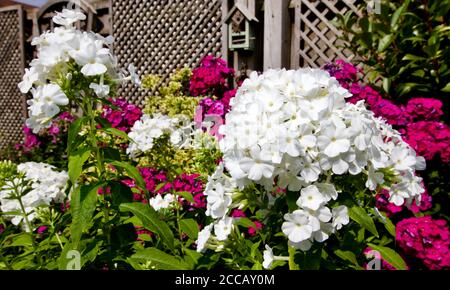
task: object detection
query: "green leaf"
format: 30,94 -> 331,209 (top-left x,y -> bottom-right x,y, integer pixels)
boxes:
293,244 -> 322,270
234,217 -> 257,229
104,127 -> 132,142
119,203 -> 174,249
80,240 -> 102,268
67,117 -> 88,153
373,209 -> 396,237
68,147 -> 91,184
348,206 -> 379,237
2,233 -> 33,248
154,182 -> 165,191
367,244 -> 407,270
285,190 -> 299,212
441,82 -> 450,92
70,183 -> 102,248
176,191 -> 194,203
184,249 -> 202,268
382,77 -> 391,93
109,161 -> 147,192
109,181 -> 133,208
334,250 -> 362,269
398,83 -> 419,96
179,219 -> 199,240
102,147 -> 121,162
411,69 -> 425,77
378,34 -> 394,52
402,54 -> 426,62
95,116 -> 112,129
391,0 -> 410,29
131,247 -> 190,270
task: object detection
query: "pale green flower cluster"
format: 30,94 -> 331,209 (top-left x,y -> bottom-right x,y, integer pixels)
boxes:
0,160 -> 17,188
143,67 -> 198,118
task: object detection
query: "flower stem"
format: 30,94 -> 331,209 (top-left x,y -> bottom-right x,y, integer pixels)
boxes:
51,223 -> 64,250
175,201 -> 185,255
84,98 -> 111,257
15,187 -> 42,267
288,245 -> 300,270
85,99 -> 105,176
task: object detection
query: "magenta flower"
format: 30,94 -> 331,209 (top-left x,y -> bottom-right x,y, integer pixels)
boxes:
231,209 -> 246,218
101,98 -> 143,133
324,60 -> 450,163
405,98 -> 443,121
248,220 -> 263,236
37,226 -> 48,234
396,216 -> 450,270
190,55 -> 235,98
404,121 -> 450,161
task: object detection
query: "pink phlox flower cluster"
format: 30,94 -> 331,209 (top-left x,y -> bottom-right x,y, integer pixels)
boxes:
172,173 -> 205,209
190,55 -> 235,97
123,168 -> 206,210
324,60 -> 450,163
396,216 -> 450,270
193,57 -> 237,134
404,121 -> 450,162
101,98 -> 143,133
405,97 -> 443,121
15,112 -> 75,151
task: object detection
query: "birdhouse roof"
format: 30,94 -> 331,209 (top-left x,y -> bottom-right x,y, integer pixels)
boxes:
225,2 -> 259,23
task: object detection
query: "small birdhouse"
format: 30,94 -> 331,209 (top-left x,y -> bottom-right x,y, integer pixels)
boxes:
225,3 -> 259,51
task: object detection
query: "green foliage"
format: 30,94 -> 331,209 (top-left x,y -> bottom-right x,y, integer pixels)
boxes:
136,133 -> 221,178
70,183 -> 102,249
348,205 -> 379,238
0,160 -> 17,188
120,203 -> 174,250
143,68 -> 199,119
338,0 -> 450,110
367,244 -> 408,270
129,247 -> 190,270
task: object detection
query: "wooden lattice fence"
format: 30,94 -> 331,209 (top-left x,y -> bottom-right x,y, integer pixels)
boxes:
290,0 -> 363,68
111,0 -> 224,106
0,5 -> 26,150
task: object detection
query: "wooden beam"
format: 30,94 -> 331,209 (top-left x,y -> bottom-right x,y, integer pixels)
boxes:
221,0 -> 229,61
263,0 -> 290,70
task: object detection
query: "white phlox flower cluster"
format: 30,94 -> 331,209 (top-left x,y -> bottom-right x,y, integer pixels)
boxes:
0,162 -> 68,231
127,114 -> 218,158
149,194 -> 176,211
196,164 -> 237,253
19,9 -> 139,133
197,68 -> 425,253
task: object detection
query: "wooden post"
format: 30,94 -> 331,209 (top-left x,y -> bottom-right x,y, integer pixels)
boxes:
263,0 -> 290,70
221,0 -> 230,61
290,0 -> 300,69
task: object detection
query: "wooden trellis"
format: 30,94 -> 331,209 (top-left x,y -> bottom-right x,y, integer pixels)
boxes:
111,0 -> 224,106
0,5 -> 26,150
290,0 -> 363,68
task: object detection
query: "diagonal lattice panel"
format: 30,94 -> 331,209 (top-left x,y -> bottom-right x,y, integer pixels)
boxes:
111,0 -> 223,106
291,0 -> 364,68
0,6 -> 26,150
